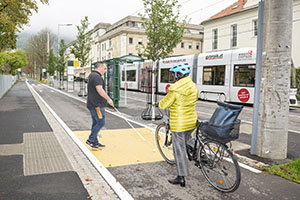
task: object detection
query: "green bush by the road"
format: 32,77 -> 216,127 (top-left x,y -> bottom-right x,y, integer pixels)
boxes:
263,158 -> 300,184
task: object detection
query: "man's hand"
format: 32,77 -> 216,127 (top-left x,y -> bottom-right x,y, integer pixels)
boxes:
107,99 -> 114,108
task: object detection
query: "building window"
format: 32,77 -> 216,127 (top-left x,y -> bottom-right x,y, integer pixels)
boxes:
253,19 -> 258,36
202,65 -> 225,85
188,43 -> 192,49
129,37 -> 133,44
109,39 -> 112,48
212,29 -> 218,50
138,38 -> 143,45
231,24 -> 237,48
181,42 -> 184,48
196,43 -> 200,50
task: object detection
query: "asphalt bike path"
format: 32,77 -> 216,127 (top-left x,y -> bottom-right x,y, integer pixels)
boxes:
27,79 -> 300,199
0,80 -> 89,200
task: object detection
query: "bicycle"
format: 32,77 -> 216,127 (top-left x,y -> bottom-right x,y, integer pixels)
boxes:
155,103 -> 242,193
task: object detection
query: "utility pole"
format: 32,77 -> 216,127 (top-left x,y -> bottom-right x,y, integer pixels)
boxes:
256,0 -> 293,159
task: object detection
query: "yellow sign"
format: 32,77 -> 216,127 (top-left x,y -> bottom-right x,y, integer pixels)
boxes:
74,60 -> 79,67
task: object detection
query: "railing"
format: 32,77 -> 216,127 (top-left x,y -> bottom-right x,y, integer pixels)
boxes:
0,75 -> 18,99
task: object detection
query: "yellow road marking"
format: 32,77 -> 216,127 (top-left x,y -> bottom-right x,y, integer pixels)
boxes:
74,128 -> 166,167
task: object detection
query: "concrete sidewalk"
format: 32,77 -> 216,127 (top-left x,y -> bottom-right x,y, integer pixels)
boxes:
0,80 -> 118,200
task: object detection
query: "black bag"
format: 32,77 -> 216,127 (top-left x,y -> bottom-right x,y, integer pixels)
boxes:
200,101 -> 243,143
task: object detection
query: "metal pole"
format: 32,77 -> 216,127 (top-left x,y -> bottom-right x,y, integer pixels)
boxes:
251,0 -> 264,155
125,65 -> 127,106
151,61 -> 156,121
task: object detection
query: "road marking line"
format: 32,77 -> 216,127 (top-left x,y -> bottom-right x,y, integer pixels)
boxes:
27,81 -> 134,200
40,82 -> 264,173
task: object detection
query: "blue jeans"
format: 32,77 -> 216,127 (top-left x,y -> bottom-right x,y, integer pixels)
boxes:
88,107 -> 106,144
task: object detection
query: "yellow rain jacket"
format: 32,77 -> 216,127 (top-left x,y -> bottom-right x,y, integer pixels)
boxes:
159,76 -> 198,132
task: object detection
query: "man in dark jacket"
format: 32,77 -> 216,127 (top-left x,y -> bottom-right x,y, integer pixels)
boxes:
86,61 -> 114,150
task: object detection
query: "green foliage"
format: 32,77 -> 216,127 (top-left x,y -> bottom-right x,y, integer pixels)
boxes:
56,39 -> 68,74
0,0 -> 49,51
138,0 -> 187,62
25,29 -> 55,80
71,16 -> 93,68
47,48 -> 56,76
263,158 -> 300,184
0,50 -> 28,74
0,51 -> 9,72
296,68 -> 300,99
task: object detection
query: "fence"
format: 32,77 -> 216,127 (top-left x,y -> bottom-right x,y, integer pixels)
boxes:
0,75 -> 18,99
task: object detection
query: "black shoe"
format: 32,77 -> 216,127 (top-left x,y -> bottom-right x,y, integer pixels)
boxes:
95,143 -> 105,148
86,140 -> 99,150
168,176 -> 185,187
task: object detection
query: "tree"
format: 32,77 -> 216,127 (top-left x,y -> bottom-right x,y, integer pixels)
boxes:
56,39 -> 67,81
0,0 -> 49,51
139,0 -> 187,120
0,50 -> 28,75
71,16 -> 93,69
25,28 -> 55,80
138,0 -> 187,61
47,48 -> 56,76
9,49 -> 28,75
71,16 -> 93,96
0,52 -> 10,73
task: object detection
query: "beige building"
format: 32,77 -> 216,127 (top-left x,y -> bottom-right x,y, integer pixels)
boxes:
91,16 -> 203,63
201,0 -> 300,68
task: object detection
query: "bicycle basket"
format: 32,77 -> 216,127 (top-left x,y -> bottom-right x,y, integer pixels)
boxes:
199,101 -> 243,143
200,119 -> 241,143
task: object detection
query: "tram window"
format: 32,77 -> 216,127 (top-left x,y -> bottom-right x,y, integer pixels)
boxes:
161,68 -> 169,83
233,64 -> 255,87
202,65 -> 225,85
161,68 -> 175,83
122,70 -> 136,81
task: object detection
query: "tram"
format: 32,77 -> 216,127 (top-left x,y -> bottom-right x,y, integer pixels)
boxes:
120,48 -> 298,106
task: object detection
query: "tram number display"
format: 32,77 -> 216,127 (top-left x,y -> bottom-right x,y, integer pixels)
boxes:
238,88 -> 250,102
165,84 -> 171,93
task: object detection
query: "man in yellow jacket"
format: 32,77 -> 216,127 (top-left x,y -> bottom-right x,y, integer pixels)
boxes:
159,62 -> 198,187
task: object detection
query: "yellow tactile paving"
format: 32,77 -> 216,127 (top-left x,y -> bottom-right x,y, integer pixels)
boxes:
73,128 -> 166,167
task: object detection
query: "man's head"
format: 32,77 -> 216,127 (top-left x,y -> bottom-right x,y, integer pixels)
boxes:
169,62 -> 191,81
95,61 -> 107,75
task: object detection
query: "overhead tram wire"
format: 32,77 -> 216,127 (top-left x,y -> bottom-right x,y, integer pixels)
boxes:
186,0 -> 226,17
129,0 -> 194,17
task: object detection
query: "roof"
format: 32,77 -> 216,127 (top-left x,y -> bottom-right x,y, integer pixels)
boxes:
202,0 -> 249,23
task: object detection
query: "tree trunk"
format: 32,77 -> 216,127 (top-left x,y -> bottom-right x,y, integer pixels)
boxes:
256,0 -> 293,159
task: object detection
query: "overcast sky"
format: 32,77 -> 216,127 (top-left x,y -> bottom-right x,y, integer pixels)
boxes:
21,0 -> 236,40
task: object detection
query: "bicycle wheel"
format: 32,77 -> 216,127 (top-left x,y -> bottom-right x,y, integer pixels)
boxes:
199,140 -> 241,193
155,124 -> 175,165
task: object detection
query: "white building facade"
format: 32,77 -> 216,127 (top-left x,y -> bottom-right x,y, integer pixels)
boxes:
202,0 -> 300,68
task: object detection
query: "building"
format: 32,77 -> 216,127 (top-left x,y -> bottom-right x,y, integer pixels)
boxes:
67,16 -> 203,78
201,0 -> 300,68
91,16 -> 203,63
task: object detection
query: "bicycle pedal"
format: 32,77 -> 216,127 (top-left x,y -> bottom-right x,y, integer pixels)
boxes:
195,162 -> 202,169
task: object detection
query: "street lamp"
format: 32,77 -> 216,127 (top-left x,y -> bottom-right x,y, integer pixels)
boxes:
57,23 -> 72,51
57,23 -> 72,89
